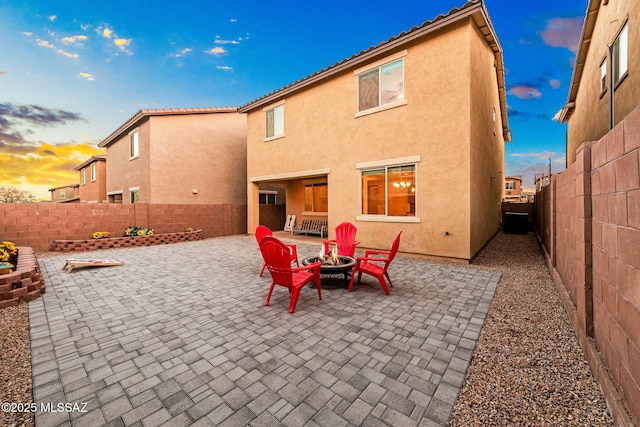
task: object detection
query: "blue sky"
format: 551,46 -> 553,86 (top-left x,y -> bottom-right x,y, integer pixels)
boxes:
1,0 -> 586,199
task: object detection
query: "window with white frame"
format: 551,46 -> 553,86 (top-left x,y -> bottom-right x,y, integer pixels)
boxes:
613,22 -> 628,84
361,164 -> 415,217
81,168 -> 86,185
90,163 -> 97,182
130,189 -> 139,203
505,181 -> 515,190
304,183 -> 328,213
265,104 -> 284,139
130,130 -> 139,158
600,58 -> 607,93
358,58 -> 404,112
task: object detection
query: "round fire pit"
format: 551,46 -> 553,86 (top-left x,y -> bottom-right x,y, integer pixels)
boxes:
302,255 -> 356,289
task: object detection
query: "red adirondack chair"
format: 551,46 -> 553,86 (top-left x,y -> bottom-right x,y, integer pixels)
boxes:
260,236 -> 322,313
323,222 -> 360,257
348,231 -> 402,295
255,225 -> 298,276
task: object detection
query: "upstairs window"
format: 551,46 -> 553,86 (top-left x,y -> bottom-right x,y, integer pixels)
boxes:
130,130 -> 139,158
358,58 -> 404,112
505,181 -> 515,190
613,22 -> 628,84
81,168 -> 86,185
59,190 -> 66,199
265,104 -> 284,139
90,163 -> 97,182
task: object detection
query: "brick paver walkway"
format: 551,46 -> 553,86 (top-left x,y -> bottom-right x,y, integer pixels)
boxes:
31,235 -> 500,426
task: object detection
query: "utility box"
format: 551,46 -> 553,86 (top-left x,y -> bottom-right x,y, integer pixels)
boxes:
503,212 -> 528,234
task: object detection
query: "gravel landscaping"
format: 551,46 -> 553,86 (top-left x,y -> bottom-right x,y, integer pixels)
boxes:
0,231 -> 615,426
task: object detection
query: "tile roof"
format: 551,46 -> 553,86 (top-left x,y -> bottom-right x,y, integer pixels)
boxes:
98,107 -> 239,148
239,0 -> 507,136
74,154 -> 106,171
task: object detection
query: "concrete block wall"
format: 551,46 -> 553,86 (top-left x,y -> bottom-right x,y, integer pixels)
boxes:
0,203 -> 247,253
0,247 -> 45,309
590,107 -> 640,420
537,105 -> 640,424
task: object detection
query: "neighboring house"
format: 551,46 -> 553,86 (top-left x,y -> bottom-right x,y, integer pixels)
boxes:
240,0 -> 510,261
558,0 -> 639,165
75,155 -> 107,203
534,173 -> 552,192
98,108 -> 247,204
521,190 -> 535,203
48,184 -> 80,203
504,175 -> 523,203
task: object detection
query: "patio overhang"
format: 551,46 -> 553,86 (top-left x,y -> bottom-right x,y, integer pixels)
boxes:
249,168 -> 330,183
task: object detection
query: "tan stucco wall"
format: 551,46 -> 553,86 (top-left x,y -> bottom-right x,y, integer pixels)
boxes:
79,160 -> 106,203
148,113 -> 247,204
567,1 -> 640,165
469,22 -> 505,256
247,18 -> 504,260
106,113 -> 246,205
106,119 -> 151,203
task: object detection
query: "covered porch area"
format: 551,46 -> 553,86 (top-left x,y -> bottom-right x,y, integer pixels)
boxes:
248,168 -> 330,237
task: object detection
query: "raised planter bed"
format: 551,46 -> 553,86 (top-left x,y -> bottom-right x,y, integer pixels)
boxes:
50,229 -> 205,252
0,247 -> 45,309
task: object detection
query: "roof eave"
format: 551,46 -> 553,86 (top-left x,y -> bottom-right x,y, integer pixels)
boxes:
98,107 -> 239,148
239,1 -> 491,113
562,0 -> 601,115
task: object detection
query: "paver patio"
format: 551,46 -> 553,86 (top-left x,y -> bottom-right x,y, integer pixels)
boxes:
31,235 -> 500,426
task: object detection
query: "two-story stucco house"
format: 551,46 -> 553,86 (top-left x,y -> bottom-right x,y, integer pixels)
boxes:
558,0 -> 639,165
240,0 -> 510,261
75,155 -> 107,203
48,183 -> 80,203
504,175 -> 523,203
98,108 -> 247,205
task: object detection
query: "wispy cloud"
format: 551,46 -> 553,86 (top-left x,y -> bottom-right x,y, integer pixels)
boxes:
171,48 -> 193,58
36,39 -> 55,49
540,17 -> 583,53
101,27 -> 113,38
508,108 -> 550,120
508,84 -> 542,100
217,66 -> 234,71
215,36 -> 240,45
79,72 -> 95,81
549,79 -> 561,89
48,15 -> 57,22
205,46 -> 226,56
114,38 -> 132,53
61,35 -> 88,44
96,26 -> 133,55
0,102 -> 86,133
58,49 -> 79,59
0,71 -> 8,76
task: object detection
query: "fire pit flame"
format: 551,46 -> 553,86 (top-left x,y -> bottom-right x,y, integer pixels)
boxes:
317,245 -> 342,265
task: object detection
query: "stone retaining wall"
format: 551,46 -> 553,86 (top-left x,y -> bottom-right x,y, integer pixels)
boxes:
50,230 -> 205,252
0,247 -> 45,309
